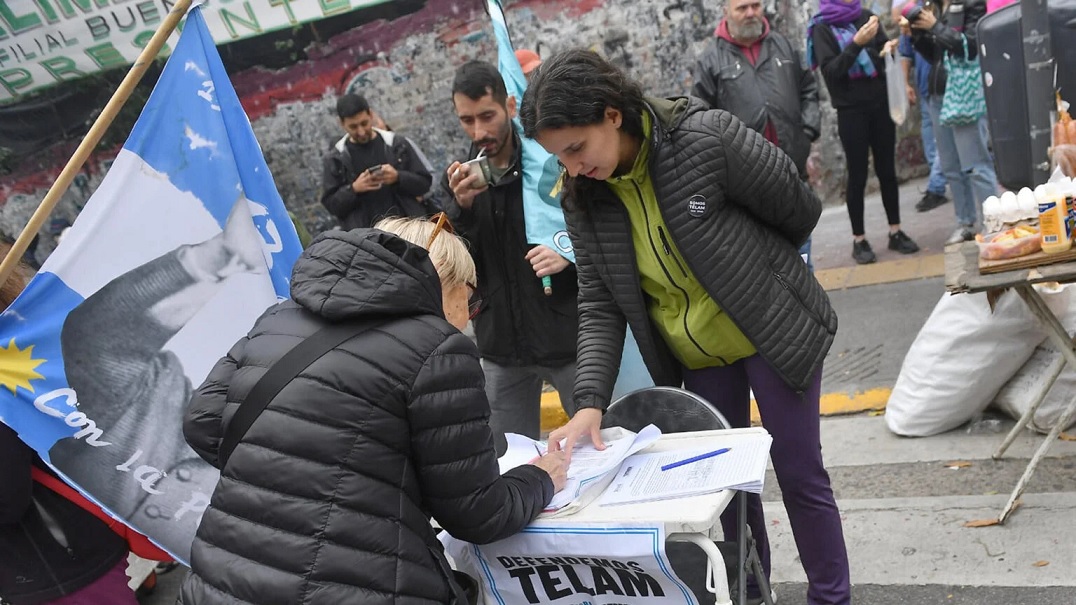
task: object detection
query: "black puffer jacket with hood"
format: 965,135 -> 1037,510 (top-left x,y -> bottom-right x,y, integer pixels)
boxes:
566,97 -> 837,412
179,229 -> 553,605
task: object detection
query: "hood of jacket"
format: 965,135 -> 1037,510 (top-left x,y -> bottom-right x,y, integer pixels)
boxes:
289,228 -> 444,322
646,95 -> 703,137
332,128 -> 395,154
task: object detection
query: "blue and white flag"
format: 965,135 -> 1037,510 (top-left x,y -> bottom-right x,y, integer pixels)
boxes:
487,0 -> 575,261
0,5 -> 301,564
487,0 -> 653,397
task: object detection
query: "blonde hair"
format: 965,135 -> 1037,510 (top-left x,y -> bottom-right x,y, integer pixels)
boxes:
374,216 -> 476,288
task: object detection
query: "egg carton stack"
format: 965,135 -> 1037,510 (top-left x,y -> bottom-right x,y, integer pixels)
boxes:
978,188 -> 1043,261
979,177 -> 1076,261
982,188 -> 1039,234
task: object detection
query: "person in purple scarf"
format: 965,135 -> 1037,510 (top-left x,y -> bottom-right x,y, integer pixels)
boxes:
810,0 -> 921,266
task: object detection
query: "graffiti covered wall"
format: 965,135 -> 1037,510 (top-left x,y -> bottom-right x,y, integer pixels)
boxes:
1,0 -> 928,264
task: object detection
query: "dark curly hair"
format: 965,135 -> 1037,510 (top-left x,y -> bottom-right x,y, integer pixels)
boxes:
520,49 -> 647,212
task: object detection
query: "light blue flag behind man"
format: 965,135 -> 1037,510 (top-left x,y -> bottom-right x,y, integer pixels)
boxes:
0,5 -> 301,564
486,0 -> 653,398
486,0 -> 575,261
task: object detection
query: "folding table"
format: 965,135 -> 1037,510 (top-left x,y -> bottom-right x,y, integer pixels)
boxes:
945,241 -> 1076,521
530,427 -> 773,605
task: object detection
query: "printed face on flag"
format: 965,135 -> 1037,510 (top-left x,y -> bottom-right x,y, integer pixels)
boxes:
0,7 -> 301,564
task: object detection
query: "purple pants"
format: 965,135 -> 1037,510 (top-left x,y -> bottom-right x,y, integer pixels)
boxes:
44,559 -> 138,605
683,355 -> 851,605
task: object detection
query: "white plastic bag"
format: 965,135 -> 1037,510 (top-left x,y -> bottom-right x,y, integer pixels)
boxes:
992,347 -> 1076,433
993,286 -> 1076,433
886,287 -> 1070,437
885,52 -> 909,125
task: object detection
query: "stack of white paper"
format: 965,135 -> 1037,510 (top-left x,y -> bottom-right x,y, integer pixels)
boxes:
597,432 -> 773,506
498,424 -> 662,515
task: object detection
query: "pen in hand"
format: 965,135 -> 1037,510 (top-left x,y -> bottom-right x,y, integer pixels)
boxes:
527,443 -> 544,464
660,447 -> 731,472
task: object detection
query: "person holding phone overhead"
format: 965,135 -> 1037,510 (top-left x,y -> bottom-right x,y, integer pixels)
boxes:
321,93 -> 433,230
809,0 -> 921,265
520,49 -> 849,605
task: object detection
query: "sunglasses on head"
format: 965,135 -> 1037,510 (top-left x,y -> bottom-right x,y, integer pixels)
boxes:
427,212 -> 482,320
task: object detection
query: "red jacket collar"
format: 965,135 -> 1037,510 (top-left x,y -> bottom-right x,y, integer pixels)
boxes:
715,16 -> 771,48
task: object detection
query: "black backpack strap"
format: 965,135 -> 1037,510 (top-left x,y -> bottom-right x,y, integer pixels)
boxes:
219,318 -> 387,468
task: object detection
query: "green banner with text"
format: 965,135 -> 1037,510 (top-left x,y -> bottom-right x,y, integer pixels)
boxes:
0,0 -> 382,103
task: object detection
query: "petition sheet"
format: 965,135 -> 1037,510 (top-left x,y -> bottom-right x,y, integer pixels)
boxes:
498,425 -> 662,511
599,433 -> 772,506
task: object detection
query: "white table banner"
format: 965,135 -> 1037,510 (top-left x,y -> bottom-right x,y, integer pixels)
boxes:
443,524 -> 700,605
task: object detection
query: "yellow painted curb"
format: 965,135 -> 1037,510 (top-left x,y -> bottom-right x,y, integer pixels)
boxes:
541,391 -> 570,432
539,387 -> 891,432
814,254 -> 944,291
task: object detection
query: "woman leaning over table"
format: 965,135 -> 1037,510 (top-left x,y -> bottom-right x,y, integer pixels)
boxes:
520,50 -> 849,605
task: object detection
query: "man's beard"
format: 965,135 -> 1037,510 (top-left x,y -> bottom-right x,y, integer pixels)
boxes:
730,19 -> 764,42
476,125 -> 511,157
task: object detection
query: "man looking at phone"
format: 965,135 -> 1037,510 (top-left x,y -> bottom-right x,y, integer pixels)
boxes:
321,94 -> 432,230
444,60 -> 579,449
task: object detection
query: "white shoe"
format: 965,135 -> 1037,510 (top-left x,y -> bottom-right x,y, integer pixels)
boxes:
945,226 -> 976,246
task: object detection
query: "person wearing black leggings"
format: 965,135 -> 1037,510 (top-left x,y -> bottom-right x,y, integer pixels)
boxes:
809,2 -> 920,264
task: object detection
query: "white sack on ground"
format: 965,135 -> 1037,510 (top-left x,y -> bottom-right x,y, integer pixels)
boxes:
886,287 -> 1069,437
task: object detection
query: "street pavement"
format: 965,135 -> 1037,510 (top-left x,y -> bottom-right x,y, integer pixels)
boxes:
766,178 -> 1076,604
138,178 -> 1076,604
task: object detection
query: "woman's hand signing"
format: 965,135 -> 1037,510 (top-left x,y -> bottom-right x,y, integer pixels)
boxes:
545,408 -> 605,464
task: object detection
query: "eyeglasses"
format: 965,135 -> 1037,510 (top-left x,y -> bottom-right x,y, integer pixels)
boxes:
427,212 -> 483,320
466,282 -> 482,320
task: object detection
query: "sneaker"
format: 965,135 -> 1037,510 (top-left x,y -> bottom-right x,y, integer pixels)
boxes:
915,191 -> 949,212
852,239 -> 876,264
888,230 -> 920,254
945,225 -> 977,245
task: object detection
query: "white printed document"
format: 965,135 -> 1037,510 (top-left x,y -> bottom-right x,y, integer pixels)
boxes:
498,425 -> 662,515
598,432 -> 773,506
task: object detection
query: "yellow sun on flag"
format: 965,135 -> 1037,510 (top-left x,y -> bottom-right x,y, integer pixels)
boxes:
0,338 -> 46,395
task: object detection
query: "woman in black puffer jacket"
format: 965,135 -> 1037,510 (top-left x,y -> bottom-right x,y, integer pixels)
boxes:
521,50 -> 847,605
179,218 -> 566,605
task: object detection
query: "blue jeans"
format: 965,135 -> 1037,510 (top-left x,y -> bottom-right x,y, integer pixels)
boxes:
919,96 -> 947,196
927,97 -> 998,229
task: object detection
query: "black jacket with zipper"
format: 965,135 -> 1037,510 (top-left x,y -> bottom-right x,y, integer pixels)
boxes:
179,229 -> 552,605
564,97 -> 837,412
442,133 -> 579,367
811,10 -> 890,110
692,29 -> 821,174
320,129 -> 433,230
0,424 -> 129,605
910,0 -> 988,98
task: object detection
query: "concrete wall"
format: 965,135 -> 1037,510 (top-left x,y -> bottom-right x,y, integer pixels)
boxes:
1,0 -> 929,265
